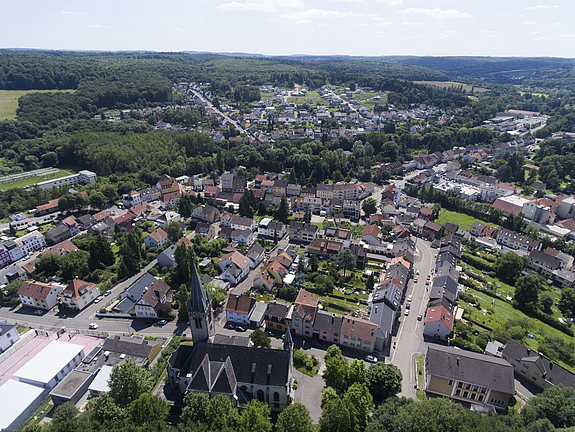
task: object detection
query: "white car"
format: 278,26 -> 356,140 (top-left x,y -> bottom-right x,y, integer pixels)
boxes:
416,269 -> 420,275
89,323 -> 98,329
404,309 -> 410,316
407,294 -> 412,302
94,296 -> 103,304
365,355 -> 378,363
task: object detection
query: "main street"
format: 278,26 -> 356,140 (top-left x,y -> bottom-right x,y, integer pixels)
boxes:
389,237 -> 434,399
189,89 -> 245,134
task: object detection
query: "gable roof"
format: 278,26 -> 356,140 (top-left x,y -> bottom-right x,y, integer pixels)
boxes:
147,228 -> 167,243
18,281 -> 60,300
226,294 -> 256,315
426,345 -> 515,394
219,251 -> 250,269
425,305 -> 454,330
60,278 -> 97,300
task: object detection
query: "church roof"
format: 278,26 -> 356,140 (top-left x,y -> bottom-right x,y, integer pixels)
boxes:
188,257 -> 211,314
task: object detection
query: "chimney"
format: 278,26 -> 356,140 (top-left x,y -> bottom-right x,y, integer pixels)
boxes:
527,348 -> 531,355
456,357 -> 460,367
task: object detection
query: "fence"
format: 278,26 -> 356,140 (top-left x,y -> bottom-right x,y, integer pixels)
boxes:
0,328 -> 37,364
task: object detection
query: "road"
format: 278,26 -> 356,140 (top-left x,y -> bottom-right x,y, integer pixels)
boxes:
189,89 -> 246,134
388,237 -> 434,399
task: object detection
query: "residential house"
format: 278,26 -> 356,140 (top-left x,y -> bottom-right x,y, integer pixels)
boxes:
307,238 -> 343,257
470,222 -> 487,237
289,222 -> 318,244
4,231 -> 46,261
258,219 -> 286,239
423,305 -> 454,340
156,211 -> 181,228
423,221 -> 443,239
424,345 -> 515,409
218,251 -> 251,285
45,225 -> 72,245
313,311 -> 343,344
343,200 -> 361,221
291,289 -> 319,337
419,207 -> 433,220
220,173 -> 234,192
0,321 -> 19,353
444,222 -> 459,237
157,174 -> 181,196
195,222 -> 216,240
501,339 -> 575,391
231,228 -> 254,246
134,279 -> 173,318
233,175 -> 247,193
246,243 -> 265,269
59,278 -> 98,311
191,204 -> 221,223
340,316 -> 377,353
144,228 -> 168,249
362,225 -> 383,246
527,249 -> 562,277
321,227 -> 352,247
264,301 -> 291,333
157,237 -> 193,268
226,294 -> 257,325
368,281 -> 402,351
18,280 -> 66,310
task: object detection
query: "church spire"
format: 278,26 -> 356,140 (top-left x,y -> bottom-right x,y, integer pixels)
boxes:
283,326 -> 293,351
188,256 -> 211,314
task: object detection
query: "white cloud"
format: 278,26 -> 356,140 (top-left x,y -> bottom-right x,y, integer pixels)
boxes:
560,34 -> 575,39
281,9 -> 360,19
523,20 -> 537,25
400,21 -> 420,26
534,37 -> 550,41
296,19 -> 312,24
357,22 -> 369,27
217,0 -> 303,12
525,4 -> 560,10
326,0 -> 363,2
530,30 -> 540,34
555,22 -> 564,26
375,0 -> 404,5
401,8 -> 471,20
377,21 -> 393,27
62,10 -> 73,14
174,27 -> 186,32
87,25 -> 102,28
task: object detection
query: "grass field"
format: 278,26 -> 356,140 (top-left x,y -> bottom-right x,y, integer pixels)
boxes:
287,91 -> 321,105
0,89 -> 75,121
0,169 -> 75,191
436,209 -> 495,232
464,287 -> 575,374
415,81 -> 489,93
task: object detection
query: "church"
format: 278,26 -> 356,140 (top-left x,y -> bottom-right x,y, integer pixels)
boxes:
166,257 -> 294,411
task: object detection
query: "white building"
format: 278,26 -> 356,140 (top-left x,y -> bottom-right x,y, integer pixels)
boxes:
18,280 -> 66,310
14,340 -> 85,389
0,321 -> 19,353
37,170 -> 97,190
0,379 -> 46,431
4,231 -> 47,262
144,228 -> 168,249
58,279 -> 99,311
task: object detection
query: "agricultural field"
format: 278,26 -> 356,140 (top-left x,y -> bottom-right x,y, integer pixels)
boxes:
436,209 -> 495,232
415,81 -> 489,93
0,89 -> 74,121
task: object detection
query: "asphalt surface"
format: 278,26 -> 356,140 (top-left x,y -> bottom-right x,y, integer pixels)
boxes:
388,237 -> 434,399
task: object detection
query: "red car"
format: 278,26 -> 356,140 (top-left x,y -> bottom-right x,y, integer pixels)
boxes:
425,280 -> 430,285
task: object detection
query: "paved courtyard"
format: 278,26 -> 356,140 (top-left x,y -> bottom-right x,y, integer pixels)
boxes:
293,364 -> 326,423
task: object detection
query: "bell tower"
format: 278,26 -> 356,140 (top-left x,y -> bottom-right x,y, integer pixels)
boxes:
188,257 -> 215,343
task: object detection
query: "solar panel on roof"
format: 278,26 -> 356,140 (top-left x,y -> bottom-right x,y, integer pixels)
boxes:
82,346 -> 102,364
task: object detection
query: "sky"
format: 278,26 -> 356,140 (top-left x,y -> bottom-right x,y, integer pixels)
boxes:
1,0 -> 574,57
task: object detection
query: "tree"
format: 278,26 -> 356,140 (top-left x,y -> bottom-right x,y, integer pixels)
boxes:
89,393 -> 126,424
348,359 -> 367,387
58,194 -> 75,212
181,392 -> 210,425
59,250 -> 91,280
362,198 -> 378,217
277,194 -> 289,223
344,382 -> 375,431
540,292 -> 554,314
117,229 -> 143,278
310,254 -> 319,273
336,248 -> 356,277
238,400 -> 272,432
206,283 -> 226,308
174,241 -> 193,283
165,221 -> 183,243
51,402 -> 79,431
316,275 -> 335,295
177,284 -> 189,320
365,397 -> 413,432
324,346 -> 349,391
276,402 -> 314,432
89,191 -> 107,210
321,387 -> 339,407
365,363 -> 402,399
394,397 -> 467,432
206,394 -> 239,430
129,393 -> 170,425
250,328 -> 272,348
88,234 -> 115,270
100,184 -> 117,203
495,252 -> 524,284
178,194 -> 195,218
239,189 -> 256,218
366,273 -> 375,291
525,384 -> 575,428
514,274 -> 542,311
41,151 -> 58,167
559,286 -> 575,317
319,397 -> 354,432
108,359 -> 152,407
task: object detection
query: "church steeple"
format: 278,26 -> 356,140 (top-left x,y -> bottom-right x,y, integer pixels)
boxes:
188,256 -> 215,343
283,326 -> 293,351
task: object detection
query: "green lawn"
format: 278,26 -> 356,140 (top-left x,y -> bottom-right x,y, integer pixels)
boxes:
436,209 -> 495,232
416,354 -> 427,400
464,288 -> 575,374
0,169 -> 75,191
287,91 -> 321,105
0,89 -> 75,121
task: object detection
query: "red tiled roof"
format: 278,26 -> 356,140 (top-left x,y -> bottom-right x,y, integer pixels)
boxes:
362,224 -> 382,238
60,278 -> 97,300
148,228 -> 167,243
226,294 -> 255,314
425,305 -> 454,330
18,281 -> 59,300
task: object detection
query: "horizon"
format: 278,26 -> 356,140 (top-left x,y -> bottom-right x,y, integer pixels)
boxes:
2,0 -> 575,57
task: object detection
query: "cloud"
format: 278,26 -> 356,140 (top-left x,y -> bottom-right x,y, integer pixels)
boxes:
62,10 -> 73,14
523,20 -> 537,25
87,25 -> 102,28
377,21 -> 393,27
530,30 -> 540,34
534,37 -> 550,41
525,4 -> 560,10
560,34 -> 575,39
296,19 -> 312,24
375,0 -> 404,5
400,21 -> 420,26
326,0 -> 363,2
401,8 -> 470,20
174,27 -> 186,32
357,22 -> 369,27
217,0 -> 303,12
281,9 -> 360,19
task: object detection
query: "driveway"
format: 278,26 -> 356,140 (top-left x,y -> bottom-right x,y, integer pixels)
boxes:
293,368 -> 325,423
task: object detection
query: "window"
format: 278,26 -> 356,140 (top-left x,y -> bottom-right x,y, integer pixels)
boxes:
471,394 -> 476,400
478,395 -> 484,402
473,386 -> 479,392
455,389 -> 461,396
273,392 -> 280,402
463,391 -> 469,398
480,388 -> 486,394
257,390 -> 265,402
448,380 -> 453,385
457,382 -> 463,388
465,384 -> 471,390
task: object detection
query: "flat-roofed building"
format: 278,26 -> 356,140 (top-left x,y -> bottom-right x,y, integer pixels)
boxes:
0,379 -> 46,431
49,370 -> 93,405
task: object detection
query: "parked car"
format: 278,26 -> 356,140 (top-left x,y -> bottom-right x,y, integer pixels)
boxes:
89,323 -> 98,329
425,280 -> 430,285
157,319 -> 167,326
34,309 -> 43,315
404,309 -> 410,316
416,269 -> 420,275
407,294 -> 412,302
406,303 -> 410,310
94,296 -> 103,304
365,355 -> 378,363
235,326 -> 246,332
104,290 -> 111,296
414,277 -> 418,283
417,314 -> 423,321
